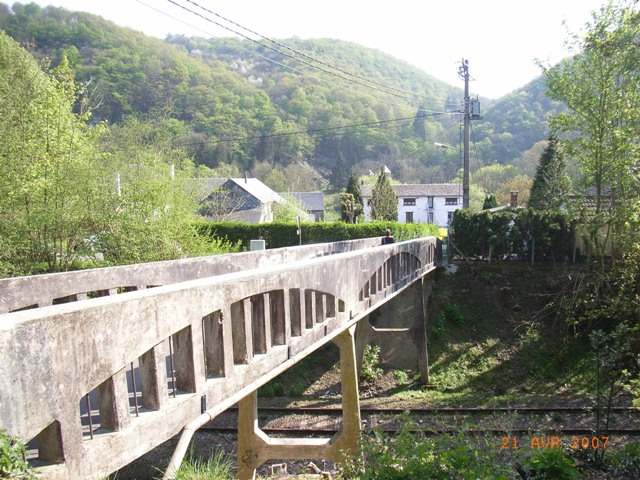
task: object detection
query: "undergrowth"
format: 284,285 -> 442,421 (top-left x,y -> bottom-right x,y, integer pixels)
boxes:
169,450 -> 234,480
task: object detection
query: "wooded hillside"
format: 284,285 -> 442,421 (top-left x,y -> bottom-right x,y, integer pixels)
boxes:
0,2 -> 560,189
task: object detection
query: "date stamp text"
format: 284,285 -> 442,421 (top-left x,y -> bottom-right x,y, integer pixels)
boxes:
501,435 -> 609,450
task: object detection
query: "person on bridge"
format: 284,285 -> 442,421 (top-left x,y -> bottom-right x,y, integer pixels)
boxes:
381,229 -> 395,245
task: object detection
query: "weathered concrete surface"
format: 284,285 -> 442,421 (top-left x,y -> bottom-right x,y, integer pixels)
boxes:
356,275 -> 434,376
0,238 -> 382,314
236,326 -> 360,480
0,237 -> 436,479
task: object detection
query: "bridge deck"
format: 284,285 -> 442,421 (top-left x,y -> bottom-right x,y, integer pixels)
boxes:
0,237 -> 436,479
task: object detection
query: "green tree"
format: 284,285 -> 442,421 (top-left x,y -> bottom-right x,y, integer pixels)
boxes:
0,33 -> 104,275
331,154 -> 350,190
99,116 -> 227,264
472,164 -> 519,195
342,172 -> 363,223
370,168 -> 397,221
482,194 -> 498,210
341,193 -> 358,224
0,32 -> 232,276
541,0 -> 640,263
412,102 -> 428,140
272,193 -> 307,222
528,135 -> 571,210
496,176 -> 533,208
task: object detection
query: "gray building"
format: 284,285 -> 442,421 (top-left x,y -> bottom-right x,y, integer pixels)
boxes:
199,178 -> 284,223
284,191 -> 325,221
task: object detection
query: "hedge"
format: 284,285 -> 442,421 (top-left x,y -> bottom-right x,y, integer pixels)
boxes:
194,221 -> 439,250
451,208 -> 575,262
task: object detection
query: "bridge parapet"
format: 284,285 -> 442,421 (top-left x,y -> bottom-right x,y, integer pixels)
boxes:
0,238 -> 382,314
0,237 -> 436,479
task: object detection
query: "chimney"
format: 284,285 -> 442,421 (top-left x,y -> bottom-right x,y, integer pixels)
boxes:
510,191 -> 519,208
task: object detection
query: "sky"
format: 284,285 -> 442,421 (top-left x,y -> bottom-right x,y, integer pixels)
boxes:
26,0 -> 608,99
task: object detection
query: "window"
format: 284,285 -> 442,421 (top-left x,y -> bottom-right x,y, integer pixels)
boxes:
427,196 -> 434,208
445,197 -> 458,206
403,198 -> 416,206
405,211 -> 414,223
447,211 -> 454,224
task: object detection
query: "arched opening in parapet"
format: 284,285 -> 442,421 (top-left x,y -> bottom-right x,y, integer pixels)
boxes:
24,420 -> 64,468
358,252 -> 422,301
229,289 -> 345,365
77,325 -> 199,446
256,342 -> 340,400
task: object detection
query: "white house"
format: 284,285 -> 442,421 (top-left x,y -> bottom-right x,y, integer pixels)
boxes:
361,183 -> 463,226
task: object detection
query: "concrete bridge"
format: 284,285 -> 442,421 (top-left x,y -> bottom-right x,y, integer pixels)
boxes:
0,236 -> 437,479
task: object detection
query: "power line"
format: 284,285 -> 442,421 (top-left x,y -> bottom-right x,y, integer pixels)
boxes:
133,1 -> 464,152
181,0 -> 449,106
137,0 -> 328,83
164,0 -> 453,108
176,112 -> 449,147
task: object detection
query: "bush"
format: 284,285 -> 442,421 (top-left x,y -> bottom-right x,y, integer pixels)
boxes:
451,208 -> 574,261
360,345 -> 383,383
0,430 -> 34,479
608,441 -> 640,478
195,221 -> 438,250
341,426 -> 513,479
520,448 -> 580,480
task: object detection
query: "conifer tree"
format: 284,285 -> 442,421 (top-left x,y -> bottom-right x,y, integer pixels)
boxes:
370,167 -> 397,221
341,172 -> 363,222
528,135 -> 571,210
482,194 -> 499,210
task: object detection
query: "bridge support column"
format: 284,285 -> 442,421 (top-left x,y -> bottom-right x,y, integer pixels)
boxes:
413,277 -> 430,384
236,325 -> 361,480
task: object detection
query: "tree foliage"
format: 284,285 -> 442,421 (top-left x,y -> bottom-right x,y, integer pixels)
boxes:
473,164 -> 519,195
0,2 -> 563,188
0,31 -> 102,275
0,32 -> 232,276
495,175 -> 533,208
528,135 -> 571,210
341,172 -> 363,222
482,194 -> 498,210
541,0 -> 640,262
370,168 -> 397,221
272,193 -> 307,222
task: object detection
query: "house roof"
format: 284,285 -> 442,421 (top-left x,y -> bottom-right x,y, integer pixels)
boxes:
361,183 -> 463,198
568,187 -> 613,212
200,177 -> 284,204
283,191 -> 324,211
199,178 -> 226,198
229,178 -> 284,204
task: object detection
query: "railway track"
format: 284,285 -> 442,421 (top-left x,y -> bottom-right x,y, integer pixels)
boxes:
224,405 -> 640,414
201,405 -> 640,436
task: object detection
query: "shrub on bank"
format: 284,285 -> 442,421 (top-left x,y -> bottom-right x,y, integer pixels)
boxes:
195,221 -> 438,250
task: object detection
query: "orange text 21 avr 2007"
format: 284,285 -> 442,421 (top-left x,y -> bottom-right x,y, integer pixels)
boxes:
501,436 -> 609,450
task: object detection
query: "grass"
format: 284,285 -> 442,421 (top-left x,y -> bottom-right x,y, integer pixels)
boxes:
168,450 -> 234,480
257,262 -> 600,408
380,262 -> 597,407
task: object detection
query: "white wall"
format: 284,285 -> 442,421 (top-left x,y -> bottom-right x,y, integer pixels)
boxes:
363,195 -> 461,226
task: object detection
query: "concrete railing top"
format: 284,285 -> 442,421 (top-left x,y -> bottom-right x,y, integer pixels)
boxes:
0,237 -> 383,314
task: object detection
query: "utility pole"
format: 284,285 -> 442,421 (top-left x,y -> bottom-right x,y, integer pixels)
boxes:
458,58 -> 470,209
